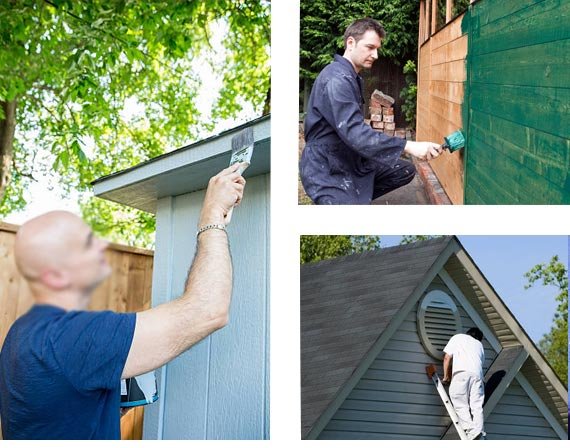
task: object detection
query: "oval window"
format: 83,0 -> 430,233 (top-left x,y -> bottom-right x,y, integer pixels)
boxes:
417,290 -> 462,360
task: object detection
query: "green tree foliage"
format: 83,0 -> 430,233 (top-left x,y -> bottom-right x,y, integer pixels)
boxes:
436,0 -> 471,31
400,60 -> 417,129
300,0 -> 420,83
0,1 -> 270,247
400,235 -> 440,245
300,235 -> 381,264
524,256 -> 568,385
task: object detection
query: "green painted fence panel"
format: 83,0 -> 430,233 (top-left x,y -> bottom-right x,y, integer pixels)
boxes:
463,0 -> 570,204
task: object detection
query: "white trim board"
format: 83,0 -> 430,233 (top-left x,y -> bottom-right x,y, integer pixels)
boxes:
439,268 -> 502,352
516,372 -> 567,440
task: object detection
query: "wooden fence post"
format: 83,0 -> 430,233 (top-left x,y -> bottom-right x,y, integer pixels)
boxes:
418,0 -> 426,47
425,0 -> 431,41
431,0 -> 437,34
446,0 -> 454,22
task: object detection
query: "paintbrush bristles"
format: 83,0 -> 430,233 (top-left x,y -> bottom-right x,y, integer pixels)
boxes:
231,127 -> 254,152
444,130 -> 465,152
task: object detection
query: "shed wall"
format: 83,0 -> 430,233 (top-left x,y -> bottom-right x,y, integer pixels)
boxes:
464,0 -> 570,204
318,276 -> 496,439
143,174 -> 270,440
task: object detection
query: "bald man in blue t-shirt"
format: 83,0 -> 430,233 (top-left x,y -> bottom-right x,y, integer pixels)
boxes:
0,164 -> 246,439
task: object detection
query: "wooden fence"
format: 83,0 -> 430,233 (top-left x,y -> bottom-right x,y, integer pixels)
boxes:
417,0 -> 570,204
417,0 -> 468,204
461,0 -> 569,204
0,221 -> 154,440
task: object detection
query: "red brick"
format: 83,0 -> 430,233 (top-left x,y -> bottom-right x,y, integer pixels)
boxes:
369,107 -> 382,116
371,121 -> 384,129
370,114 -> 382,122
383,115 -> 394,123
371,89 -> 394,107
369,98 -> 383,108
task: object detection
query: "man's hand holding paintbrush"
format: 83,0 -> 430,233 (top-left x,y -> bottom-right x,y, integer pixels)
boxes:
199,163 -> 248,232
197,127 -> 253,235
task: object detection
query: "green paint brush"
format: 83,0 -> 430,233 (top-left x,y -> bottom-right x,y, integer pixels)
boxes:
226,127 -> 254,223
441,130 -> 465,152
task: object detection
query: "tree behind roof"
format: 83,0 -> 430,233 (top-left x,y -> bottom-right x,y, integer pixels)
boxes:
300,235 -> 381,263
525,256 -> 568,386
0,1 -> 270,248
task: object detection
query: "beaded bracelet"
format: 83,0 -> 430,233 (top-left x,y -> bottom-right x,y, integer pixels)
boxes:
196,223 -> 227,237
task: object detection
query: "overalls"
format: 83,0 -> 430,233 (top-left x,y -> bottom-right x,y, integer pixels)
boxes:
300,55 -> 414,205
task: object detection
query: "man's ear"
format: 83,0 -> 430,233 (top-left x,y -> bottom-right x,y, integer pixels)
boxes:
40,269 -> 70,290
346,36 -> 355,50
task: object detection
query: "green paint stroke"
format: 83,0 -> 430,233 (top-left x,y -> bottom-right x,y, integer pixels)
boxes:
461,0 -> 570,204
461,7 -> 471,203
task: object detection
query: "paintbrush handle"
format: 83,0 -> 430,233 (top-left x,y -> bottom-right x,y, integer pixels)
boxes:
224,163 -> 248,224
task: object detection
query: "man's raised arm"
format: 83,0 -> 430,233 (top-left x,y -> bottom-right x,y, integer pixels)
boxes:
122,164 -> 246,379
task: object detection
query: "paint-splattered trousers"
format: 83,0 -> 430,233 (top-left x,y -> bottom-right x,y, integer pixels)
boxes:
449,371 -> 485,439
300,142 -> 416,205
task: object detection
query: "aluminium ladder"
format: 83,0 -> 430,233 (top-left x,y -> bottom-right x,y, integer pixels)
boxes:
425,364 -> 468,440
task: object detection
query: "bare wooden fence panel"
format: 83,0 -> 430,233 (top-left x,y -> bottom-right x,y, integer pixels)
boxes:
0,221 -> 153,440
417,3 -> 468,204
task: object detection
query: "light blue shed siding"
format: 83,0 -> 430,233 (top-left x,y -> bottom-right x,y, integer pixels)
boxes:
144,174 -> 269,439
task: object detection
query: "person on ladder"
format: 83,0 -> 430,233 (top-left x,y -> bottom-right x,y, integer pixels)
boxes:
442,327 -> 486,440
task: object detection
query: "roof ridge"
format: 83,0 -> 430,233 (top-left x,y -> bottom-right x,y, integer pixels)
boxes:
301,236 -> 452,268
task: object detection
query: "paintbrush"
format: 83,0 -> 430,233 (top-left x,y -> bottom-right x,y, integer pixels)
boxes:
441,130 -> 465,152
226,127 -> 254,224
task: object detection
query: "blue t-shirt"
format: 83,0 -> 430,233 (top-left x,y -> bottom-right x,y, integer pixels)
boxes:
0,304 -> 136,439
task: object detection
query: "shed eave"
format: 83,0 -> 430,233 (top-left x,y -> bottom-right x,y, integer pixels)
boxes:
92,115 -> 270,214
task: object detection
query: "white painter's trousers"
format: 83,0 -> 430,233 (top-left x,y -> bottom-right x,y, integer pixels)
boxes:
449,371 -> 485,439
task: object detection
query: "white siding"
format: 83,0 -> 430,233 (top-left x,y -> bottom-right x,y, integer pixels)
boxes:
318,275 -> 496,440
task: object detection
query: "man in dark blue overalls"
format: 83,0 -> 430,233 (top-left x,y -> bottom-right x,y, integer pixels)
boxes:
300,18 -> 442,205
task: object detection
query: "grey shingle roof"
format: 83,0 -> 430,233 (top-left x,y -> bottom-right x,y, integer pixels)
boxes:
301,237 -> 454,438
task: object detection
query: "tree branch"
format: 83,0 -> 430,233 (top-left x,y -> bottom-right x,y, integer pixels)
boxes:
0,100 -> 17,204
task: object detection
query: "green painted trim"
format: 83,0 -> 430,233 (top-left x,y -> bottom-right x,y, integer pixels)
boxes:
461,6 -> 472,204
306,238 -> 461,439
516,373 -> 567,440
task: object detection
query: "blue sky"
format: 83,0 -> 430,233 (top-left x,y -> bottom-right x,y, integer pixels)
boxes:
381,236 -> 568,343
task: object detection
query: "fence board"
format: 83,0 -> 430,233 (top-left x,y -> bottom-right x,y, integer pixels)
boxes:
417,14 -> 467,204
464,0 -> 570,203
0,222 -> 153,440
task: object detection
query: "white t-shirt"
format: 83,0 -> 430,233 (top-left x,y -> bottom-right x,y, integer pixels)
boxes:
443,333 -> 484,378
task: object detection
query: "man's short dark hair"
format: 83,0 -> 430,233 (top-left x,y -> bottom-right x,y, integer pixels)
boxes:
466,327 -> 483,341
343,18 -> 386,47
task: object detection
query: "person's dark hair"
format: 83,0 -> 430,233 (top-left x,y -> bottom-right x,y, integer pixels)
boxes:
343,18 -> 386,47
466,327 -> 483,341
